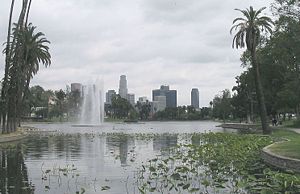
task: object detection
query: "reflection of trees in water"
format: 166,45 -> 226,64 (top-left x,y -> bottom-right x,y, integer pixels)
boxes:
153,134 -> 178,156
106,134 -> 134,166
23,134 -> 82,159
0,145 -> 33,194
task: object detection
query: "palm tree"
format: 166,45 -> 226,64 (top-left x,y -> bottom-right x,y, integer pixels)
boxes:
230,6 -> 274,134
3,23 -> 51,131
1,0 -> 15,133
1,0 -> 50,133
20,23 -> 51,98
19,24 -> 51,125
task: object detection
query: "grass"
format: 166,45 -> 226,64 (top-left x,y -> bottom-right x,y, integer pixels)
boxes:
269,129 -> 300,159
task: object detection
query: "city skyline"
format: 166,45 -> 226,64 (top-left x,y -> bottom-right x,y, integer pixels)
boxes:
0,0 -> 272,107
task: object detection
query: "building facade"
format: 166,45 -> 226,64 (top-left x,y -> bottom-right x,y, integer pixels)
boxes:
191,88 -> 199,109
138,96 -> 148,104
71,83 -> 82,93
106,90 -> 116,105
152,85 -> 177,108
127,93 -> 135,106
118,75 -> 128,99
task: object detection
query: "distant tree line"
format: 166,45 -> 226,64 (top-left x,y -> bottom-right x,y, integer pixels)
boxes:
153,106 -> 211,121
19,85 -> 81,122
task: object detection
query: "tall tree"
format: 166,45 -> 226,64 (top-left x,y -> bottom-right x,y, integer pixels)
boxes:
1,0 -> 51,133
1,0 -> 15,133
231,6 -> 274,134
55,90 -> 66,122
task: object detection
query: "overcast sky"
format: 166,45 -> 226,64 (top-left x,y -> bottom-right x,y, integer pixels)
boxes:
0,0 -> 273,106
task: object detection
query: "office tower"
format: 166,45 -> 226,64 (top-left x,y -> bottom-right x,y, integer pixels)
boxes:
106,90 -> 116,105
191,88 -> 199,109
152,85 -> 177,108
154,96 -> 166,111
71,83 -> 82,93
138,96 -> 148,104
119,75 -> 128,99
127,93 -> 135,106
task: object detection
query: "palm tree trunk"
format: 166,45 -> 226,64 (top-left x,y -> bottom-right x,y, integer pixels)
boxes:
25,0 -> 32,27
251,49 -> 271,134
1,0 -> 15,134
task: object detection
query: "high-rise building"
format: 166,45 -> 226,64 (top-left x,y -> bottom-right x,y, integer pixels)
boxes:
152,85 -> 177,108
191,88 -> 199,109
71,83 -> 82,93
119,75 -> 128,99
127,93 -> 135,106
138,96 -> 148,104
106,90 -> 116,105
153,96 -> 166,111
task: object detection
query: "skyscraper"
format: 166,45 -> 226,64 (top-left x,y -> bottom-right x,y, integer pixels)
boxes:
191,88 -> 199,109
119,75 -> 128,99
106,90 -> 116,105
154,96 -> 166,111
127,93 -> 135,106
71,83 -> 82,93
152,85 -> 177,108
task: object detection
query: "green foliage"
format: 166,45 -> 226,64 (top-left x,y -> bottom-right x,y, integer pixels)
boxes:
230,3 -> 300,123
136,101 -> 151,120
1,0 -> 51,133
212,89 -> 232,121
136,133 -> 300,193
154,106 -> 211,121
110,95 -> 133,119
231,6 -> 273,134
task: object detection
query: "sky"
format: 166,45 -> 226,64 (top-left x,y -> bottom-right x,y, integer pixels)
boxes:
0,0 -> 273,107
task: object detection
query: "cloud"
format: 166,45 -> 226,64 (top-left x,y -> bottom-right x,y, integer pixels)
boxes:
0,0 -> 273,106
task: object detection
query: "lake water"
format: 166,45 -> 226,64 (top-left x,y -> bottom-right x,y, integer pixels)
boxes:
0,121 -> 227,194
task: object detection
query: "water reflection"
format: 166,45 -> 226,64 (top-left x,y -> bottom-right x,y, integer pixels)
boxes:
106,134 -> 135,166
0,145 -> 33,194
153,134 -> 178,156
0,133 -> 197,193
0,121 -> 224,193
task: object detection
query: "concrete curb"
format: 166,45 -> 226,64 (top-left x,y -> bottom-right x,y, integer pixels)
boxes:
261,141 -> 300,173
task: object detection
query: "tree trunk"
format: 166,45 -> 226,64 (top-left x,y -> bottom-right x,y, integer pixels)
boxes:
1,0 -> 15,134
25,0 -> 32,27
251,49 -> 271,134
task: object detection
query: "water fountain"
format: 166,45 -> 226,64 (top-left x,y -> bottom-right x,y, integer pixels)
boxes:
79,80 -> 104,126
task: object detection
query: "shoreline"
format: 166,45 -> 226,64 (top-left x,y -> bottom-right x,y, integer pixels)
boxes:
0,130 -> 28,144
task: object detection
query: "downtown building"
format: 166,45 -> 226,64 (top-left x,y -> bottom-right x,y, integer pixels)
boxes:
191,88 -> 199,109
119,75 -> 128,99
152,96 -> 166,112
127,93 -> 135,106
152,85 -> 177,108
118,75 -> 136,106
71,83 -> 82,94
106,90 -> 116,105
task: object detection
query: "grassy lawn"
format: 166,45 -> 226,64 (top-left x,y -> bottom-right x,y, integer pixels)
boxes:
269,129 -> 300,160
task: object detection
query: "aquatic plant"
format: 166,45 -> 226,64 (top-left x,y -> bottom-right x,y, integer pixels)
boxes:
136,133 -> 300,193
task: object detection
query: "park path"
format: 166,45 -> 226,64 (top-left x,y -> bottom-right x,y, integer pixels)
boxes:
286,128 -> 300,134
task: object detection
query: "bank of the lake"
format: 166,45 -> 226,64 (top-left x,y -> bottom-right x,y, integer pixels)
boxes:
0,129 -> 28,143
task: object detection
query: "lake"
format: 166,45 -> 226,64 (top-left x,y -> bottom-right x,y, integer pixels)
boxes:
0,121 -> 226,194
